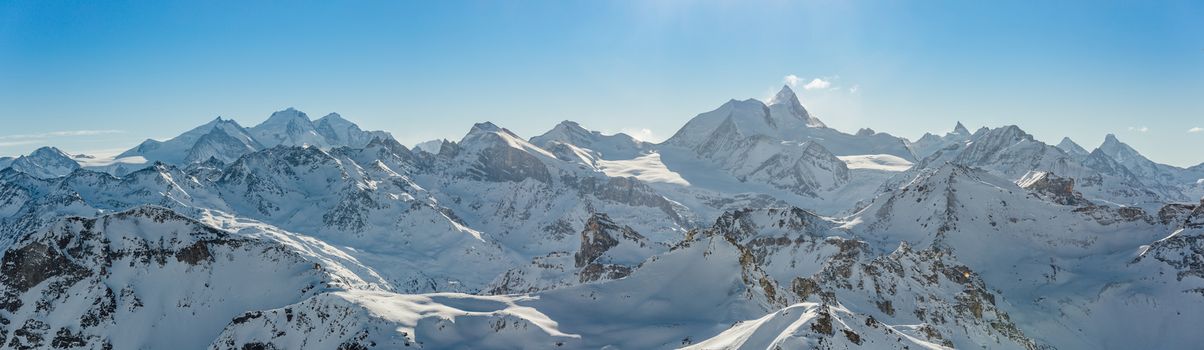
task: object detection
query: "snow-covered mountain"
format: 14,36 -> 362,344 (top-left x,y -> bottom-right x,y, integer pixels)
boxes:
1056,136 -> 1091,160
0,147 -> 80,179
908,122 -> 972,160
665,85 -> 915,161
529,121 -> 648,161
2,88 -> 1203,349
114,108 -> 393,168
119,117 -> 261,164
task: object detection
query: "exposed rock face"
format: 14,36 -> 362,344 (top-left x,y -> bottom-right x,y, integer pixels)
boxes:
569,176 -> 684,224
471,141 -> 553,183
486,213 -> 659,294
575,214 -> 626,267
574,213 -> 649,282
1017,171 -> 1088,206
1158,202 -> 1198,226
671,207 -> 1042,349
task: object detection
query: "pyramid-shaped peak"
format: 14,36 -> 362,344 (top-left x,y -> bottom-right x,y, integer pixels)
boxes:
953,122 -> 970,135
767,85 -> 825,128
1056,137 -> 1090,156
1102,133 -> 1126,148
769,85 -> 800,107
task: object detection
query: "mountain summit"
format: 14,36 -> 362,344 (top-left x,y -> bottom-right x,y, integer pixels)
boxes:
768,85 -> 825,128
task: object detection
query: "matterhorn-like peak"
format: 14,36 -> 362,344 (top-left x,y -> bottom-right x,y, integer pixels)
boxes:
768,85 -> 801,107
767,84 -> 825,128
953,121 -> 970,135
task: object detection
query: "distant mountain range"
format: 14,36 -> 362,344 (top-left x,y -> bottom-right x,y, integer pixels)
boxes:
1,85 -> 1202,349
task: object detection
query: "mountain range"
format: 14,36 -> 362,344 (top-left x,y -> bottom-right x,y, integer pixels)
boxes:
1,85 -> 1202,349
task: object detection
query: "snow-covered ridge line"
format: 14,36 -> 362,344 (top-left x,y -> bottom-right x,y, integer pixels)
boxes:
2,85 -> 1204,349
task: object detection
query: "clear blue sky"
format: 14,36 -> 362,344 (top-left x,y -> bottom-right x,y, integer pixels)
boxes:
2,1 -> 1202,166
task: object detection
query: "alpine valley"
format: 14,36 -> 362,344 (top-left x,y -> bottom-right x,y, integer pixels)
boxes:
2,86 -> 1203,350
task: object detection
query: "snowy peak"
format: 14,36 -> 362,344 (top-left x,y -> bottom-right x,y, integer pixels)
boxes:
26,146 -> 72,161
1057,137 -> 1090,158
455,122 -> 557,183
6,146 -> 81,178
768,85 -> 825,128
465,121 -> 505,137
666,88 -> 914,162
117,108 -> 395,166
1098,133 -> 1146,164
249,107 -> 328,148
459,122 -> 531,150
315,112 -> 394,148
258,107 -> 310,128
953,121 -> 970,136
530,121 -> 646,160
708,207 -> 834,242
909,122 -> 974,159
767,85 -> 801,108
530,121 -> 591,146
119,116 -> 260,165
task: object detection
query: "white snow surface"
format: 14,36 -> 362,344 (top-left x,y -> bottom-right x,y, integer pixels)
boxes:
3,90 -> 1204,350
838,154 -> 914,171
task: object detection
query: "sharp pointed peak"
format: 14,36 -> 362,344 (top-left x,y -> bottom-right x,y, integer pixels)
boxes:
953,121 -> 970,135
769,84 -> 800,106
1103,133 -> 1122,143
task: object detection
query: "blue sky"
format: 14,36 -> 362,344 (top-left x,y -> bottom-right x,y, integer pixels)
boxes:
2,1 -> 1202,166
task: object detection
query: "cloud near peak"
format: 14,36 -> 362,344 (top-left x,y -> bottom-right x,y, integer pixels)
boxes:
783,75 -> 835,91
803,78 -> 831,90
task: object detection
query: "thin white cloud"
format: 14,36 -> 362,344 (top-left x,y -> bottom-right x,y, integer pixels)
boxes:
620,127 -> 664,143
1189,127 -> 1203,133
0,140 -> 41,147
1127,126 -> 1149,133
803,78 -> 832,90
0,129 -> 123,140
849,84 -> 860,94
783,75 -> 803,88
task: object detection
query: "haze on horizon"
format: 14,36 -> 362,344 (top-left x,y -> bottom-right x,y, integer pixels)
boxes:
1,1 -> 1202,166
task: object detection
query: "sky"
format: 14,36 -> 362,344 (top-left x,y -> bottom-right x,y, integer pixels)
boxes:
1,1 -> 1202,166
